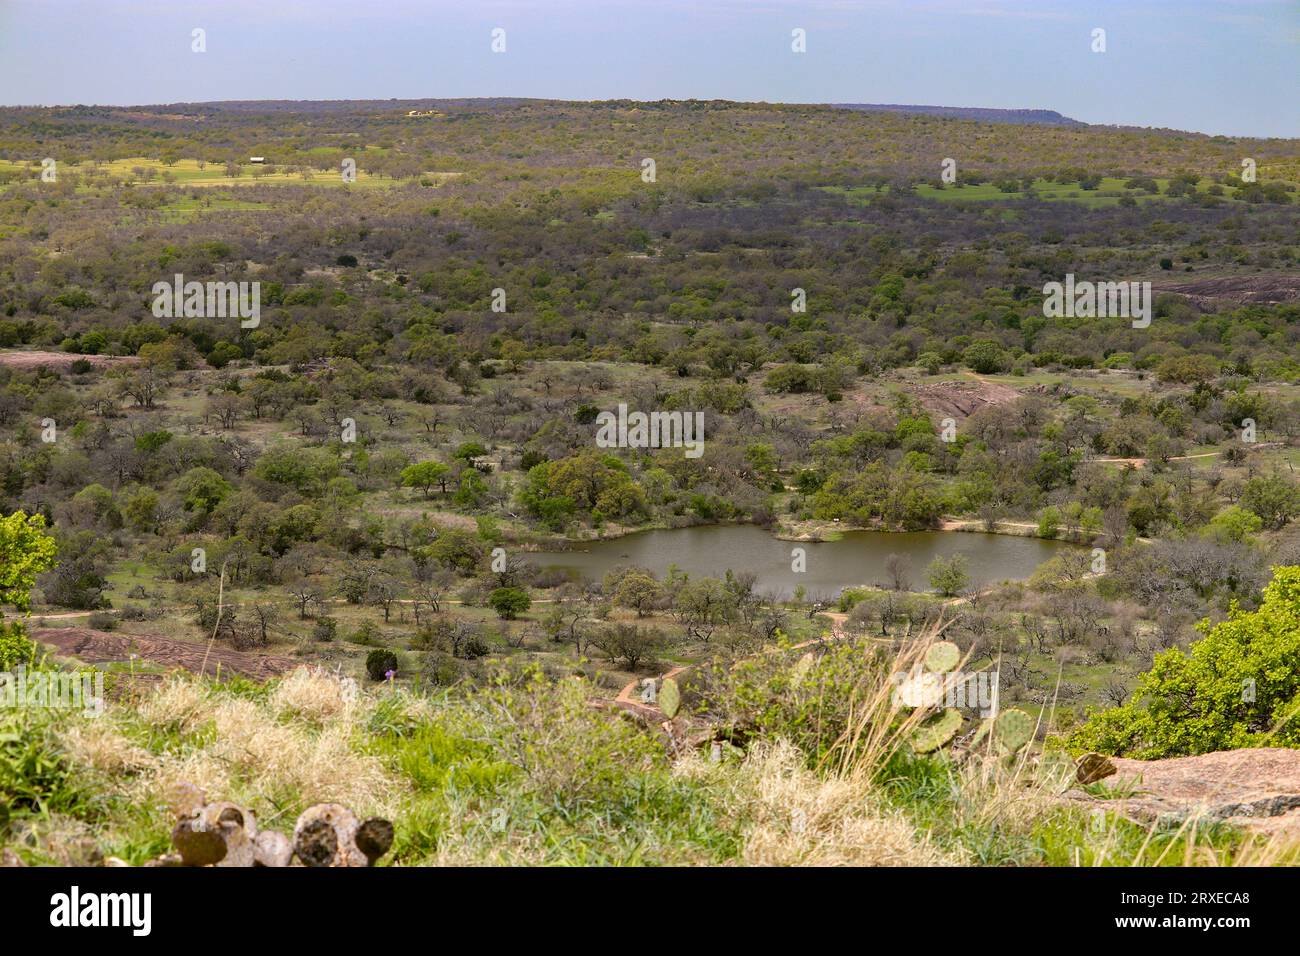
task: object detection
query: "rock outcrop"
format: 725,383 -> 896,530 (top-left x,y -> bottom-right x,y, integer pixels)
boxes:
1067,748 -> 1300,834
145,785 -> 394,867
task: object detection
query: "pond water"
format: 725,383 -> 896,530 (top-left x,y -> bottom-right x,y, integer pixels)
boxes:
526,524 -> 1073,599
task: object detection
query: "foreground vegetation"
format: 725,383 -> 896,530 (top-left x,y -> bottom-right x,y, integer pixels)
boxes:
7,635 -> 1298,867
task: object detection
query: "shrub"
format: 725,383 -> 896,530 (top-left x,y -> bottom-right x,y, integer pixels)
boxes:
962,340 -> 1007,375
366,648 -> 399,682
420,651 -> 463,686
926,554 -> 970,597
462,634 -> 493,659
838,587 -> 872,612
312,617 -> 338,642
0,621 -> 38,671
488,587 -> 531,620
592,623 -> 668,670
1069,566 -> 1300,758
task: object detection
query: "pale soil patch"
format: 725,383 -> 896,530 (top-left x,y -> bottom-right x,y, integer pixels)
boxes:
34,627 -> 299,681
908,377 -> 1021,419
1155,274 -> 1300,306
0,350 -> 138,372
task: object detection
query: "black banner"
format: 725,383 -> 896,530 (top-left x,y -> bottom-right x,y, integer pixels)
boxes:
0,865 -> 1273,942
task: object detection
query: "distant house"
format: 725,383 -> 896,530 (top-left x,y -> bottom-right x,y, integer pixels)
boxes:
249,156 -> 265,164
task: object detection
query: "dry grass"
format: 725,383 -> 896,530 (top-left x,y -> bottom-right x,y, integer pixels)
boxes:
59,668 -> 402,832
35,636 -> 1300,867
707,741 -> 964,866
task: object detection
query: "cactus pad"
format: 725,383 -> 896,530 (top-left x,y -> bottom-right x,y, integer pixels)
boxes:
911,708 -> 962,754
658,677 -> 681,719
993,708 -> 1035,752
894,672 -> 941,709
924,641 -> 961,674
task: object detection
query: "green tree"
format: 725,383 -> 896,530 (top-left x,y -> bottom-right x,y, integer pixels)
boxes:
926,554 -> 970,597
400,460 -> 450,498
0,512 -> 58,611
174,466 -> 232,514
607,568 -> 663,617
488,586 -> 531,620
0,513 -> 59,669
1204,505 -> 1263,545
122,487 -> 160,533
454,442 -> 488,467
1070,566 -> 1300,758
365,648 -> 399,681
1240,475 -> 1300,530
962,340 -> 1007,375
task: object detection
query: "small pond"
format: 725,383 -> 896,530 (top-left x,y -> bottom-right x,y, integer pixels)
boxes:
527,524 -> 1073,599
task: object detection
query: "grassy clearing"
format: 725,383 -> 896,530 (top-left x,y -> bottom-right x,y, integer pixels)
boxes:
0,157 -> 455,190
156,195 -> 270,222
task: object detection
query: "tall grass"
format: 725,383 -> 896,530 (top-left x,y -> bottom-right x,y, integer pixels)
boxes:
3,642 -> 1299,866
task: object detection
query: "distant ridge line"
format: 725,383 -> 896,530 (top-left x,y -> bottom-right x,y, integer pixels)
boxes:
831,103 -> 1085,127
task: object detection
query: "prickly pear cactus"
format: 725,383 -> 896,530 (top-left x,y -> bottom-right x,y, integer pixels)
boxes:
924,641 -> 961,674
911,708 -> 962,754
894,672 -> 940,709
993,708 -> 1034,753
1035,750 -> 1076,793
658,677 -> 681,719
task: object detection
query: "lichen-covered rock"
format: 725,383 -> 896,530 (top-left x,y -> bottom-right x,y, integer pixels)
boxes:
254,830 -> 293,868
172,816 -> 229,866
355,818 -> 395,865
294,804 -> 366,867
172,800 -> 257,867
158,783 -> 392,867
1076,752 -> 1117,785
1063,748 -> 1300,835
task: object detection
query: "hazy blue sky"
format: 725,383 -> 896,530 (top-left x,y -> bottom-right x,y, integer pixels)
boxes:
0,0 -> 1296,136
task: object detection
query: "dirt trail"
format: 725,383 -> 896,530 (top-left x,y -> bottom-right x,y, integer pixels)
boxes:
34,627 -> 300,681
1090,451 -> 1221,468
1090,443 -> 1285,469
